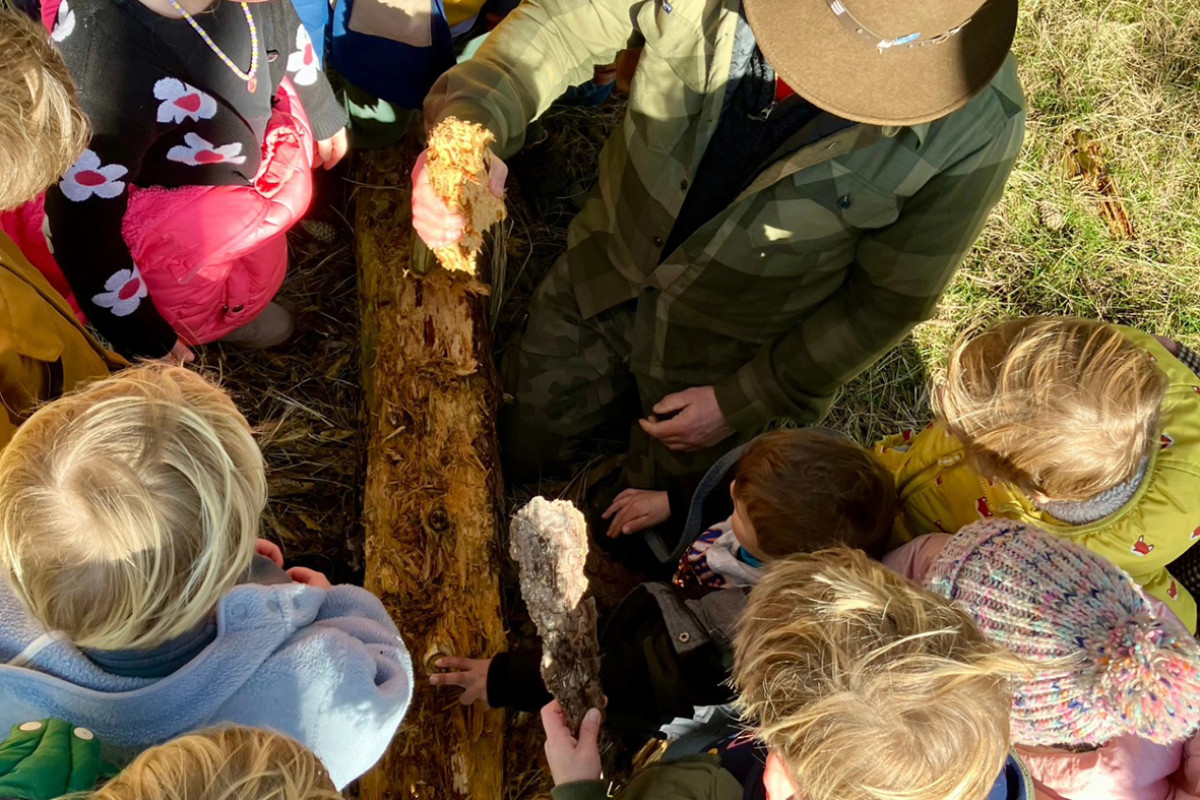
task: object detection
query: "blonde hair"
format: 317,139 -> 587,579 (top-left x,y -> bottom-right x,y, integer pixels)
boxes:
936,316 -> 1168,501
734,549 -> 1023,800
90,726 -> 341,800
0,3 -> 90,211
0,364 -> 265,650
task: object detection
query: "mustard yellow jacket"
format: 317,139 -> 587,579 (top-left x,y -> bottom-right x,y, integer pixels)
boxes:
876,327 -> 1200,630
0,233 -> 121,448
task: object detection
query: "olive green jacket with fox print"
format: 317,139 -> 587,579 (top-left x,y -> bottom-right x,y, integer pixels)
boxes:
425,0 -> 1026,432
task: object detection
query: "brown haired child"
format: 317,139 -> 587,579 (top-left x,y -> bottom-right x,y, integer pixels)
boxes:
432,428 -> 898,738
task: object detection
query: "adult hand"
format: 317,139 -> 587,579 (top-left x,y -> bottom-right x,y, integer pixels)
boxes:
429,656 -> 492,705
314,127 -> 349,170
541,701 -> 603,787
602,488 -> 670,537
287,566 -> 332,590
411,147 -> 507,249
255,538 -> 285,568
159,340 -> 195,365
638,386 -> 734,452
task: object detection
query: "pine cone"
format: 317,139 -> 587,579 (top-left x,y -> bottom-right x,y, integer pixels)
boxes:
1038,200 -> 1066,232
301,220 -> 339,244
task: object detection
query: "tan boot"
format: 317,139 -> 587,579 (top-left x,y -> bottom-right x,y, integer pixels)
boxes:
221,302 -> 295,349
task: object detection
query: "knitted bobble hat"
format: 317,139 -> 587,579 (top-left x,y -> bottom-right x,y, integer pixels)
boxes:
925,519 -> 1200,748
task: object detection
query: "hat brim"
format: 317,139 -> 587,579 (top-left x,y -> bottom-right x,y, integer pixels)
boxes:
743,0 -> 1018,126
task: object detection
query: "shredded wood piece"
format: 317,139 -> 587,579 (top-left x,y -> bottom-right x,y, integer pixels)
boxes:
1064,131 -> 1135,240
510,497 -> 604,735
426,117 -> 507,274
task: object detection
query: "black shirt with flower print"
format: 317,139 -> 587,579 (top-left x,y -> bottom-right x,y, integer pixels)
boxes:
44,0 -> 346,358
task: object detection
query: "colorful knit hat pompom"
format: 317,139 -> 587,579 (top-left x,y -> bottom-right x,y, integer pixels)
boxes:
925,519 -> 1200,748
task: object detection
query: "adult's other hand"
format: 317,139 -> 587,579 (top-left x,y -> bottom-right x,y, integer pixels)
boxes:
639,386 -> 734,452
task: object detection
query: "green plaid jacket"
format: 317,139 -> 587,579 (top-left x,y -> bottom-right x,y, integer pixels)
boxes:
425,0 -> 1026,433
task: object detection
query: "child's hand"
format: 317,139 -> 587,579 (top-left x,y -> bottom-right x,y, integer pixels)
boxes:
429,656 -> 491,705
255,538 -> 285,568
602,488 -> 670,537
315,128 -> 349,170
540,701 -> 602,787
158,340 -> 195,365
287,566 -> 332,590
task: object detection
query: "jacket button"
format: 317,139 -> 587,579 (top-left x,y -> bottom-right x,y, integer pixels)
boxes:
837,194 -> 853,209
677,631 -> 691,644
230,304 -> 245,313
680,179 -> 689,191
653,236 -> 664,247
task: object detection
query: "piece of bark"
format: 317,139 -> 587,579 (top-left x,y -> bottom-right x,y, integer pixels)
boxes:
510,497 -> 605,734
357,142 -> 506,800
425,117 -> 507,275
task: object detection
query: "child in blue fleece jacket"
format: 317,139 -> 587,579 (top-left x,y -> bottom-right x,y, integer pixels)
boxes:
0,364 -> 412,789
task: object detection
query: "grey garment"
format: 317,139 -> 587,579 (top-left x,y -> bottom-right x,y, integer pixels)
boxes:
1037,458 -> 1149,526
722,11 -> 757,112
641,583 -> 747,658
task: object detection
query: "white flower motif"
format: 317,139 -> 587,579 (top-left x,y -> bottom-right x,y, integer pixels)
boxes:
153,78 -> 218,124
91,266 -> 147,317
51,0 -> 75,42
285,25 -> 319,86
59,149 -> 128,202
166,132 -> 246,167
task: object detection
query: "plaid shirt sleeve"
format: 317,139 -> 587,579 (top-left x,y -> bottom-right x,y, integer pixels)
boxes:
713,110 -> 1026,433
423,0 -> 642,157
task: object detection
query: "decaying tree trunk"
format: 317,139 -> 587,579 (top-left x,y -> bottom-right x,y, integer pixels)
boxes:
510,497 -> 605,734
357,142 -> 507,800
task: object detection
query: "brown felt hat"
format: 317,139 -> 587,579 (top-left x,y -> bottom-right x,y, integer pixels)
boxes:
743,0 -> 1018,126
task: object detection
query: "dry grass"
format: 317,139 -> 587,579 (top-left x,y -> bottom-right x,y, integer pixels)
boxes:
200,182 -> 364,583
829,0 -> 1200,439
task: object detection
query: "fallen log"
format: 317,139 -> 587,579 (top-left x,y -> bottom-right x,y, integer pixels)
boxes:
357,141 -> 507,800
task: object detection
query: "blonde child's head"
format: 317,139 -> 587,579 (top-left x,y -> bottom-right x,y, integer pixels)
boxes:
936,316 -> 1167,501
734,548 -> 1022,800
0,5 -> 89,210
731,428 -> 896,560
90,726 -> 341,800
0,364 -> 265,651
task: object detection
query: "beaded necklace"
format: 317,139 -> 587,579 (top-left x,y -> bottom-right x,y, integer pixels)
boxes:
165,0 -> 260,93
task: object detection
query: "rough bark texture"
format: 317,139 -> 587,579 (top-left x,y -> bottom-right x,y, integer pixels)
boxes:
357,143 -> 507,800
510,497 -> 605,734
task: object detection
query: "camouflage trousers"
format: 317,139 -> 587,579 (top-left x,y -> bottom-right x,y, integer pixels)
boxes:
501,259 -> 749,488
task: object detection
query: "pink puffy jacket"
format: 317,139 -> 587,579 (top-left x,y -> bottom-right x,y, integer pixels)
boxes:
2,79 -> 313,345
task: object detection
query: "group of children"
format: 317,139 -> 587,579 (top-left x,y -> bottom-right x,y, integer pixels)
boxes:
3,1 -> 1200,799
437,316 -> 1200,800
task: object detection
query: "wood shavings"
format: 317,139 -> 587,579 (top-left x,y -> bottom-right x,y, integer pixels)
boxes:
426,117 -> 507,274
